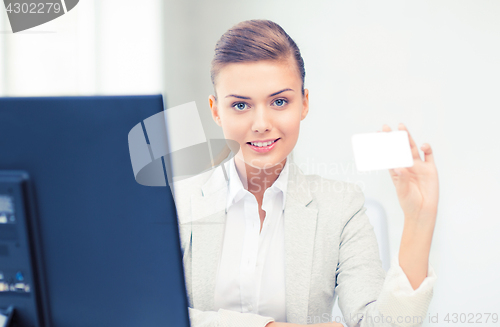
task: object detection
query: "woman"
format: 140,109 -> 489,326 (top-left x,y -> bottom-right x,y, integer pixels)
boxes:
173,19 -> 438,327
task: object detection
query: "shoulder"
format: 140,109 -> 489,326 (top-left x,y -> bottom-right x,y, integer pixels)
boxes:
172,167 -> 214,197
171,167 -> 218,220
290,162 -> 365,222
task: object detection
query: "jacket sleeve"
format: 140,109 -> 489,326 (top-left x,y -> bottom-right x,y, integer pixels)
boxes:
375,255 -> 437,327
336,185 -> 436,327
187,307 -> 275,327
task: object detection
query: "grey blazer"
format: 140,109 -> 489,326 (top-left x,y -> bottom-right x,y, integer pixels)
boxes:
173,159 -> 433,327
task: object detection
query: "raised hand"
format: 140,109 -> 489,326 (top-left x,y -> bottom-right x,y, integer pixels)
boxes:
382,123 -> 439,222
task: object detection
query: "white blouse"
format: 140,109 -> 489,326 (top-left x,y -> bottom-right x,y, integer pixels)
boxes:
214,157 -> 289,322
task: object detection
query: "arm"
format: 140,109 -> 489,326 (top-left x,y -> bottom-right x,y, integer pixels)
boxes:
399,218 -> 435,290
382,123 -> 439,290
378,123 -> 440,327
335,193 -> 387,327
336,185 -> 436,327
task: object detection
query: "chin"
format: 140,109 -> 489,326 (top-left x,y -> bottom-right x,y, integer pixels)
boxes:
239,152 -> 287,170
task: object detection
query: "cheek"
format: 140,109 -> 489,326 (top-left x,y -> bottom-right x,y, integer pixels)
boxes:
220,116 -> 248,142
280,113 -> 301,139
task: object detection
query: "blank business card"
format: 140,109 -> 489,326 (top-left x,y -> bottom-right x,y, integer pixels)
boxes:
351,130 -> 414,171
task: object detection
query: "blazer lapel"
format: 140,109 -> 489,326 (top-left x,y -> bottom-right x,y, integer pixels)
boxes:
188,159 -> 319,321
285,162 -> 318,323
190,164 -> 228,311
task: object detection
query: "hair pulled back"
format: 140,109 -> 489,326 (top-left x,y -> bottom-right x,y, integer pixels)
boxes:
210,19 -> 305,98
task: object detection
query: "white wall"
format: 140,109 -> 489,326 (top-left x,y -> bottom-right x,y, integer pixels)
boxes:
291,2 -> 500,323
0,0 -> 163,96
162,0 -> 500,325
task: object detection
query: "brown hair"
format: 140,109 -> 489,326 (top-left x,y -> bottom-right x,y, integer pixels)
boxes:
210,19 -> 306,99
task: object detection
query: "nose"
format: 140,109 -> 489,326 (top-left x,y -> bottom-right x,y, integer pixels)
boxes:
251,106 -> 272,133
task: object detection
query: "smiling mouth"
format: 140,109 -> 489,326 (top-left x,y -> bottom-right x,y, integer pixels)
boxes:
246,138 -> 280,147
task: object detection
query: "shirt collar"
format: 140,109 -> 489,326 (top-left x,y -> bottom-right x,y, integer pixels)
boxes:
225,156 -> 290,211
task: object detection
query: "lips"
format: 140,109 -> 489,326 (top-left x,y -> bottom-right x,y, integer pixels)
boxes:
246,138 -> 280,153
246,138 -> 280,147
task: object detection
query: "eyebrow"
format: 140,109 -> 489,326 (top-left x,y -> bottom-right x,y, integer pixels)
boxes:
225,88 -> 294,100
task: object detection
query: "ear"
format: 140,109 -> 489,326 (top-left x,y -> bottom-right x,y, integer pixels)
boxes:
300,88 -> 309,121
208,94 -> 222,126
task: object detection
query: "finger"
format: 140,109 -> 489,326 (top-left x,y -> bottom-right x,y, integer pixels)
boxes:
397,123 -> 421,161
389,167 -> 406,180
391,167 -> 410,187
394,167 -> 407,176
420,143 -> 434,164
382,124 -> 391,132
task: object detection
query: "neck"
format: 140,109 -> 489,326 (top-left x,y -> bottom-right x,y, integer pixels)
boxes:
234,156 -> 287,195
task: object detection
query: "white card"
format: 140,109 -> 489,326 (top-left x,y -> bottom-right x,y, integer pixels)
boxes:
351,130 -> 414,171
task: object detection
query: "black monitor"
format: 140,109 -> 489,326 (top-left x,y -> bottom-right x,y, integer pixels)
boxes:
0,95 -> 190,327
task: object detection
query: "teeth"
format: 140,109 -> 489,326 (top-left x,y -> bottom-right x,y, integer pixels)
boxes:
251,140 -> 276,147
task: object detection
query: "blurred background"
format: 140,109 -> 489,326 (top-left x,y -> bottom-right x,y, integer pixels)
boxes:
1,0 -> 499,325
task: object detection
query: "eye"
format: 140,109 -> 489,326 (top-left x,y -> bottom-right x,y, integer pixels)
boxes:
273,98 -> 288,107
232,102 -> 248,111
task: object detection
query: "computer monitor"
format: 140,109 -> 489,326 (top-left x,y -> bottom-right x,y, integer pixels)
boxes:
0,95 -> 190,327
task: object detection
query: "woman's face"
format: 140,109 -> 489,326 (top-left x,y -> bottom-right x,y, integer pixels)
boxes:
208,58 -> 309,170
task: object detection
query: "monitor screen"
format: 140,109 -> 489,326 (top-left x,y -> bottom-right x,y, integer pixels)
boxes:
0,95 -> 190,327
